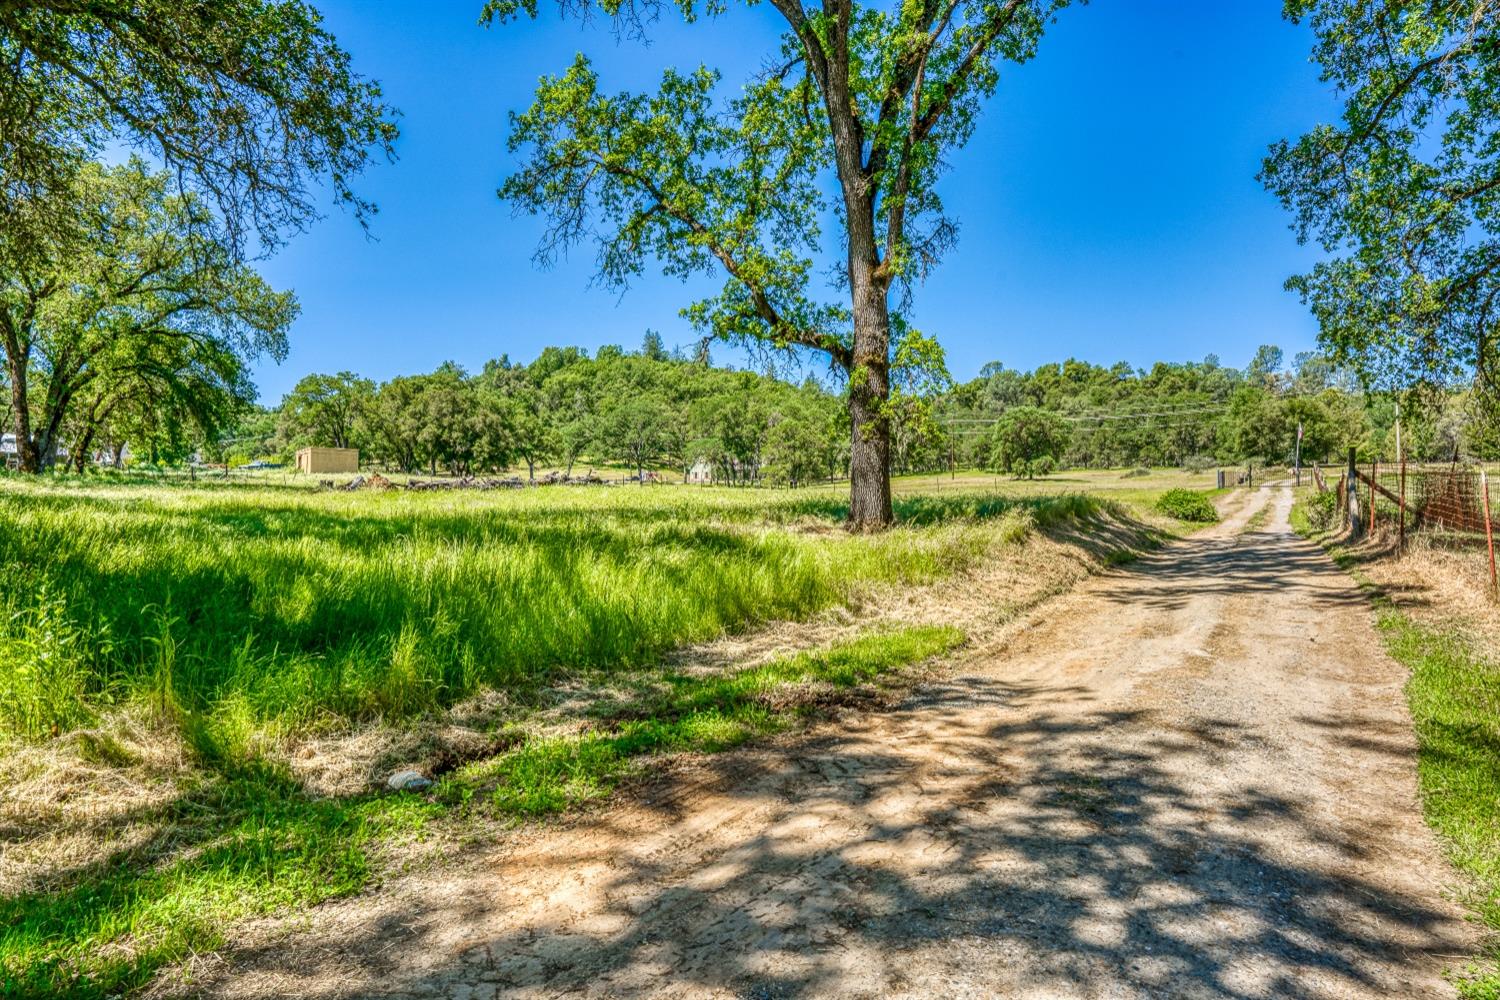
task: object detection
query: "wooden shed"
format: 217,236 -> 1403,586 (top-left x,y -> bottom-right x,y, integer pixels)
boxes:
295,447 -> 359,475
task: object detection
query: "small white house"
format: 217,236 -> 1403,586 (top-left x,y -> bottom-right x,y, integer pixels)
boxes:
686,457 -> 713,484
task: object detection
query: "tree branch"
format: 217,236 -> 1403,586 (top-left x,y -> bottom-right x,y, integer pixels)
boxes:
911,0 -> 1027,143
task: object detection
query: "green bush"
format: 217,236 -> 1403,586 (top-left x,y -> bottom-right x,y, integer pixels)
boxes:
1154,488 -> 1219,523
1182,454 -> 1217,473
1304,489 -> 1339,531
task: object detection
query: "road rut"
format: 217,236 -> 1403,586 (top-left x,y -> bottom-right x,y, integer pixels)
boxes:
209,486 -> 1475,999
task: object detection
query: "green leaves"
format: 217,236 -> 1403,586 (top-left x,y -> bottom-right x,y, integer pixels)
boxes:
0,159 -> 296,472
1264,0 -> 1500,400
987,405 -> 1069,479
504,54 -> 843,363
0,0 -> 398,256
279,373 -> 375,451
499,1 -> 1074,375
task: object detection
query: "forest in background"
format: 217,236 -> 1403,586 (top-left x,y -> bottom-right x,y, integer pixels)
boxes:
159,338 -> 1500,483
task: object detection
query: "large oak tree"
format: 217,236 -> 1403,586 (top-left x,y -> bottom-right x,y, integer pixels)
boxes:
0,160 -> 294,472
489,0 -> 1073,528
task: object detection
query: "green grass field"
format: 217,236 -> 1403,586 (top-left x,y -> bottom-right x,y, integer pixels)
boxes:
0,469 -> 1213,738
0,467 -> 1207,998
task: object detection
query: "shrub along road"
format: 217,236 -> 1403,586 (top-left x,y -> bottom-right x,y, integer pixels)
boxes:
200,486 -> 1474,999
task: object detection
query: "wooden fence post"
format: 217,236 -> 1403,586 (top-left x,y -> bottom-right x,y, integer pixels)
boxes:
1483,470 -> 1497,598
1347,448 -> 1361,536
1369,460 -> 1377,535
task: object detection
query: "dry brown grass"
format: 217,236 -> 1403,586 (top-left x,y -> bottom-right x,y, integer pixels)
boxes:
1347,527 -> 1500,647
0,710 -> 192,897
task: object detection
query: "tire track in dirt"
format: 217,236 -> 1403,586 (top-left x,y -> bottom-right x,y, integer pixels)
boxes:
201,485 -> 1474,999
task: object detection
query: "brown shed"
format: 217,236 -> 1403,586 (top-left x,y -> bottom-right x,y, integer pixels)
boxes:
295,447 -> 360,475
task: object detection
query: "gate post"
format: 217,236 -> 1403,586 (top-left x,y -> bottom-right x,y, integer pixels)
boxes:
1399,459 -> 1407,553
1346,448 -> 1362,537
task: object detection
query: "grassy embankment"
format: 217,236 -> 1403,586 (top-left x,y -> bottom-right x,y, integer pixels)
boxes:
1291,491 -> 1500,999
0,472 -> 1188,998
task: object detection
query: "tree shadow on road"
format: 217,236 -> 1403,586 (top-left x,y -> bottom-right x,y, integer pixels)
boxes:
1094,529 -> 1374,614
217,674 -> 1465,999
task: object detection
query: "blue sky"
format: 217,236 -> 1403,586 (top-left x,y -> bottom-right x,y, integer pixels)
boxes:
250,0 -> 1341,402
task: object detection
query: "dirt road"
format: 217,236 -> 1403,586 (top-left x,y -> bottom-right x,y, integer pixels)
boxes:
209,486 -> 1474,999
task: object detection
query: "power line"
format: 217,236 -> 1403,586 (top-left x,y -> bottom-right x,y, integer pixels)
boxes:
944,404 -> 1231,427
1063,406 -> 1230,423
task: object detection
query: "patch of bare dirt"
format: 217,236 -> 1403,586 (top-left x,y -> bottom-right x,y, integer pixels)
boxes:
185,485 -> 1474,999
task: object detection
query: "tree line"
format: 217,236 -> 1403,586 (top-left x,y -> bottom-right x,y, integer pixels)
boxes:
203,340 -> 1495,485
246,338 -> 846,485
939,346 -> 1498,478
9,298 -> 1495,480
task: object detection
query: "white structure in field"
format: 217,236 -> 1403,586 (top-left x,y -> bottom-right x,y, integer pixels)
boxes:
686,458 -> 713,484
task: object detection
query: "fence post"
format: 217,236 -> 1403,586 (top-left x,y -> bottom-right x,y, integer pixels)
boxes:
1483,470 -> 1497,598
1369,460 -> 1377,535
1399,459 -> 1407,553
1346,448 -> 1361,536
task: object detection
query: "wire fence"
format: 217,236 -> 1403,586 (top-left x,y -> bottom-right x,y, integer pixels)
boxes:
1319,461 -> 1498,596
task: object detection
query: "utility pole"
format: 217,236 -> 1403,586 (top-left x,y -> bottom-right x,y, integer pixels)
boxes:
948,413 -> 955,480
1294,421 -> 1302,487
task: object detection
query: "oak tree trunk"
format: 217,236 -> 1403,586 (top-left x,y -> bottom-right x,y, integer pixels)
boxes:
3,345 -> 41,473
820,43 -> 895,531
846,273 -> 893,531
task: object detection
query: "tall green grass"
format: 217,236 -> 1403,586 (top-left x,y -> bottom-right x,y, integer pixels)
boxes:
0,480 -> 1097,735
1381,614 -> 1500,999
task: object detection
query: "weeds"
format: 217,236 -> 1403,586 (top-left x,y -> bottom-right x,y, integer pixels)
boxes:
0,587 -> 99,740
